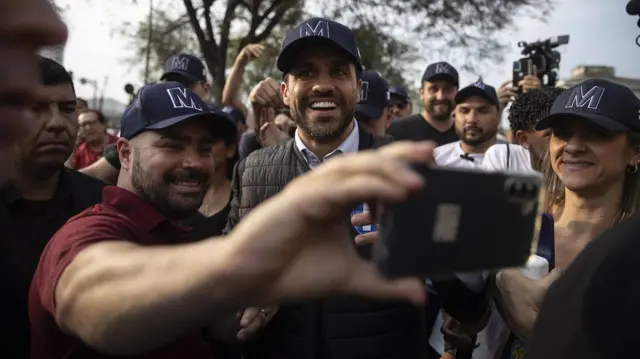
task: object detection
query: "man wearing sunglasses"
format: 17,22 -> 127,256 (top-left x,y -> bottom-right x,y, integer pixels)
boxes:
388,86 -> 413,120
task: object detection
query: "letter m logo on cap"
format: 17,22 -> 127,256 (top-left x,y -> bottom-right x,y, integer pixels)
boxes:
565,85 -> 605,110
360,81 -> 369,101
171,56 -> 189,71
300,20 -> 330,38
166,87 -> 202,111
434,63 -> 451,74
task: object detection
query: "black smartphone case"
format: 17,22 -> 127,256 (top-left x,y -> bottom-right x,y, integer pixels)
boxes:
513,59 -> 533,89
374,165 -> 542,277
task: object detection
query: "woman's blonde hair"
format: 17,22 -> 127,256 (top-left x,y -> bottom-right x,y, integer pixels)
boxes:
542,132 -> 640,225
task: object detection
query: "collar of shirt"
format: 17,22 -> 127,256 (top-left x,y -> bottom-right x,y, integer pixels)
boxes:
102,186 -> 187,234
434,140 -> 485,168
294,120 -> 360,169
0,169 -> 72,207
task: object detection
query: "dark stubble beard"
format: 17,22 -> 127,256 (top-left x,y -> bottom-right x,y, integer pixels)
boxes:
427,99 -> 454,122
460,126 -> 498,147
130,150 -> 208,220
291,93 -> 356,143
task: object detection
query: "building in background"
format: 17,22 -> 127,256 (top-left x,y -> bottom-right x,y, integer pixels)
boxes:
558,66 -> 640,98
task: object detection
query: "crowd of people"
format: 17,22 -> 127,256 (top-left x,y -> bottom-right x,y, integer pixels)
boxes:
2,1 -> 640,359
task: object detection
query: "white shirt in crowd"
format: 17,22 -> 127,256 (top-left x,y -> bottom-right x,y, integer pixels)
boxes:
434,140 -> 485,169
481,143 -> 536,175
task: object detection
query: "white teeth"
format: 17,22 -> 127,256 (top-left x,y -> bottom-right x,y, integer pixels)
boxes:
310,101 -> 337,109
175,181 -> 200,186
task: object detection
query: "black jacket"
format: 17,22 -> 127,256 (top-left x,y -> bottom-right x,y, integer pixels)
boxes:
224,127 -> 427,359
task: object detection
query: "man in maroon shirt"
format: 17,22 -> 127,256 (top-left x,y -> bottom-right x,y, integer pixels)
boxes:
29,81 -> 432,358
70,109 -> 118,169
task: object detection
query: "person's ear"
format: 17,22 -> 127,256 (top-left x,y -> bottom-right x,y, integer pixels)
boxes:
515,130 -> 530,149
281,80 -> 290,107
117,138 -> 133,171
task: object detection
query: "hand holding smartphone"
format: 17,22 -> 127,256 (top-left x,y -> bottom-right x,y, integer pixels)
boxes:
374,165 -> 542,277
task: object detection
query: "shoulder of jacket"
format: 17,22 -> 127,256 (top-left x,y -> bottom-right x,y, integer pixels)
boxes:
242,139 -> 295,167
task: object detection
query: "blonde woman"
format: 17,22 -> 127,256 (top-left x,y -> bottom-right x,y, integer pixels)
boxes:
494,79 -> 640,359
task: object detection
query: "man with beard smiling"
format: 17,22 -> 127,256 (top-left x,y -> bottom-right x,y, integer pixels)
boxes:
433,79 -> 501,168
0,56 -> 105,359
388,61 -> 460,146
225,17 -> 428,359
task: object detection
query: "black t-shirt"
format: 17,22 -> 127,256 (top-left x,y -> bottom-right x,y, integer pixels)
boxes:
387,114 -> 458,146
181,198 -> 232,241
525,212 -> 640,359
0,169 -> 105,359
179,196 -> 242,359
238,131 -> 261,160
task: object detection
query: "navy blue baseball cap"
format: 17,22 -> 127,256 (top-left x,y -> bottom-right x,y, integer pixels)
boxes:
389,86 -> 409,101
356,70 -> 390,120
222,106 -> 247,126
455,79 -> 500,108
160,53 -> 207,83
536,79 -> 640,133
422,61 -> 459,87
277,17 -> 362,73
120,82 -> 231,140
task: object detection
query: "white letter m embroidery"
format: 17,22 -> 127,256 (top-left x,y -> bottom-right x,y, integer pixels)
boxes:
166,87 -> 203,111
565,86 -> 605,110
300,21 -> 330,38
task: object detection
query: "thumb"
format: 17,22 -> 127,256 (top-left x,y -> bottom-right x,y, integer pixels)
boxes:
500,80 -> 512,89
542,268 -> 562,286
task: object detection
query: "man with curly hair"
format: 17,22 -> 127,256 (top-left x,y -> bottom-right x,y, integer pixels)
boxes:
482,87 -> 565,173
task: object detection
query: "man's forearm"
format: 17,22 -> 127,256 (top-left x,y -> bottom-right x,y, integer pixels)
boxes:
55,236 -> 258,355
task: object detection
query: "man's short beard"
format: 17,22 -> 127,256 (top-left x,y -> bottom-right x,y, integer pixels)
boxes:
426,100 -> 454,122
459,127 -> 498,148
292,104 -> 355,144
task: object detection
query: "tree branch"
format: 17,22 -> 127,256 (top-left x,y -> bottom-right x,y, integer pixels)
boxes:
183,0 -> 219,56
219,0 -> 241,63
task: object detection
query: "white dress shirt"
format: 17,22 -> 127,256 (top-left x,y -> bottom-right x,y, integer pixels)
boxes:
294,120 -> 360,169
434,140 -> 485,169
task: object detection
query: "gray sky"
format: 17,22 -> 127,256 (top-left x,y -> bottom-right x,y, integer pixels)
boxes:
59,0 -> 639,104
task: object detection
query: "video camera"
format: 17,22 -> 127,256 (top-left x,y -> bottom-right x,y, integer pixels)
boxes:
626,0 -> 640,47
513,35 -> 570,88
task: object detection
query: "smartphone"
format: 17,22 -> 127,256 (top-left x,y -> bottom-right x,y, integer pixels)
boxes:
374,165 -> 542,278
512,58 -> 533,90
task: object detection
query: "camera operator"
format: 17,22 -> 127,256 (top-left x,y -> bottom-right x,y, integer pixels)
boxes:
496,69 -> 542,112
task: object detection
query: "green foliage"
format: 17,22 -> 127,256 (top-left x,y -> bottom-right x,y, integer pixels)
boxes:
117,0 -> 555,101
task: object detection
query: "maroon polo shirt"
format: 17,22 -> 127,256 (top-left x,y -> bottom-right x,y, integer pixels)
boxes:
29,186 -> 213,359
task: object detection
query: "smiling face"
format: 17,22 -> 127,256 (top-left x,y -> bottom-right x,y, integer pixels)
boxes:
281,44 -> 361,143
549,117 -> 640,194
118,119 -> 216,219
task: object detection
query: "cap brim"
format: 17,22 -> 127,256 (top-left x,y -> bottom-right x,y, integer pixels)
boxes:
356,104 -> 384,120
535,112 -> 629,132
146,112 -> 238,139
277,37 -> 362,73
160,70 -> 201,83
389,91 -> 409,100
455,87 -> 499,108
423,73 -> 458,87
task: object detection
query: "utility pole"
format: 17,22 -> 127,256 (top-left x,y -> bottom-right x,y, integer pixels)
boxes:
143,0 -> 154,84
